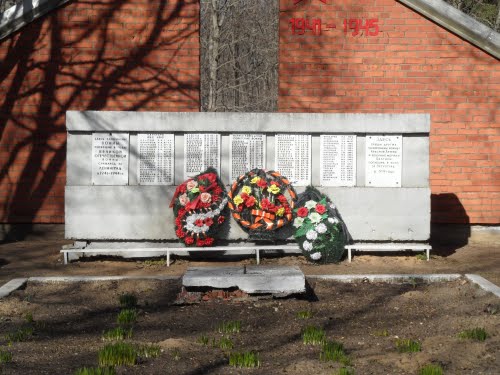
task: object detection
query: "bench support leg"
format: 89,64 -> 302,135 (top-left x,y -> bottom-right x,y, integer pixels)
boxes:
426,248 -> 430,261
348,249 -> 352,263
167,250 -> 170,267
256,249 -> 260,265
63,252 -> 68,265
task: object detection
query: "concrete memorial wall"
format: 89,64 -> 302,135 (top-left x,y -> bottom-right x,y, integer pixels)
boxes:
65,111 -> 430,242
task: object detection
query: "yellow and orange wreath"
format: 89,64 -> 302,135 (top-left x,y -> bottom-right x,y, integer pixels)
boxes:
228,169 -> 297,239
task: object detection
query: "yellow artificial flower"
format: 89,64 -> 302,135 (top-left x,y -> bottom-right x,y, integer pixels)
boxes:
242,186 -> 252,195
250,176 -> 261,184
276,207 -> 285,217
268,184 -> 280,194
233,195 -> 244,206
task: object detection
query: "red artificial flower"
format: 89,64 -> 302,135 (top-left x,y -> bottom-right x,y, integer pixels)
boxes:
176,228 -> 186,238
213,186 -> 222,195
261,198 -> 271,210
199,185 -> 206,192
196,238 -> 205,247
285,206 -> 292,215
178,183 -> 187,194
195,219 -> 204,227
204,237 -> 214,246
297,207 -> 309,217
175,217 -> 182,227
241,192 -> 249,201
245,196 -> 256,208
204,217 -> 214,226
278,195 -> 288,204
185,236 -> 194,245
178,208 -> 186,217
315,204 -> 326,214
257,179 -> 267,188
217,216 -> 225,224
268,204 -> 277,213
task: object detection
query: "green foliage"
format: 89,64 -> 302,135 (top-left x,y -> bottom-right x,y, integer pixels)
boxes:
102,327 -> 133,341
336,367 -> 355,375
24,312 -> 34,323
98,343 -> 137,367
119,294 -> 138,309
217,320 -> 241,334
395,338 -> 422,353
143,258 -> 168,266
320,340 -> 351,365
136,344 -> 161,359
373,329 -> 389,337
171,349 -> 181,361
116,309 -> 137,326
302,325 -> 326,345
419,364 -> 444,375
215,337 -> 234,350
458,327 -> 488,341
197,335 -> 209,346
296,310 -> 313,319
0,349 -> 13,364
5,326 -> 34,343
415,253 -> 427,261
74,367 -> 116,375
444,0 -> 499,31
228,351 -> 260,368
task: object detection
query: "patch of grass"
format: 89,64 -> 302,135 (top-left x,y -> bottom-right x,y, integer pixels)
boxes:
336,367 -> 355,375
415,253 -> 427,261
395,338 -> 422,353
136,344 -> 161,359
144,258 -> 168,266
102,327 -> 133,341
116,309 -> 137,326
5,326 -> 34,343
197,335 -> 209,346
373,329 -> 389,337
458,327 -> 488,341
302,325 -> 326,345
217,320 -> 241,334
98,343 -> 137,367
229,351 -> 260,368
215,337 -> 233,350
319,340 -> 351,365
24,312 -> 34,323
119,294 -> 138,309
171,349 -> 181,361
419,364 -> 443,375
0,349 -> 13,364
74,367 -> 116,375
296,310 -> 313,319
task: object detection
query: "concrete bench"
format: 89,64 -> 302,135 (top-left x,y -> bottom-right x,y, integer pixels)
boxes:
345,243 -> 431,262
60,245 -> 300,266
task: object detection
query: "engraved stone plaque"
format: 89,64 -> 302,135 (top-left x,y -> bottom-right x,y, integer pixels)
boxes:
275,134 -> 311,186
138,133 -> 174,185
320,135 -> 357,187
365,135 -> 402,187
184,133 -> 221,180
92,133 -> 129,185
230,134 -> 266,181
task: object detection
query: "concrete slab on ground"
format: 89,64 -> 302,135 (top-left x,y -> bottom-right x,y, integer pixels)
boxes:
182,265 -> 306,295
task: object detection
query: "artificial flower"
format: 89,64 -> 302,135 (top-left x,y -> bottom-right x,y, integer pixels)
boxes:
328,217 -> 339,224
315,203 -> 326,214
276,207 -> 285,217
268,184 -> 281,194
204,217 -> 214,226
257,179 -> 267,188
303,240 -> 313,251
310,252 -> 322,260
200,192 -> 212,204
245,196 -> 256,208
217,216 -> 225,224
297,207 -> 309,218
241,185 -> 252,195
261,198 -> 271,210
186,180 -> 198,191
309,212 -> 322,223
316,223 -> 327,233
250,176 -> 261,184
233,195 -> 244,206
304,200 -> 317,209
306,229 -> 318,241
293,217 -> 304,228
179,193 -> 189,206
195,219 -> 204,227
184,236 -> 194,245
191,187 -> 200,194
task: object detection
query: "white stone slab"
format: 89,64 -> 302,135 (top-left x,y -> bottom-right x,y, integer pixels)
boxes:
182,266 -> 306,295
137,133 -> 174,185
365,135 -> 402,187
275,134 -> 311,186
184,133 -> 221,180
0,278 -> 27,299
92,133 -> 129,185
320,135 -> 356,187
229,134 -> 266,181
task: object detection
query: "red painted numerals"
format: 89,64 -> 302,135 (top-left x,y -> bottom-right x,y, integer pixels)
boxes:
289,18 -> 322,35
343,18 -> 379,36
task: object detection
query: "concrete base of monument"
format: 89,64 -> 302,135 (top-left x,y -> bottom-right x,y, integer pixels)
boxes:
182,266 -> 306,295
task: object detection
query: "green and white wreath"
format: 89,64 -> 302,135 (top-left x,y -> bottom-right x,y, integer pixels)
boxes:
293,187 -> 348,263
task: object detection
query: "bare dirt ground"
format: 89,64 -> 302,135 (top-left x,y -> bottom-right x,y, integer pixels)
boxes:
0,279 -> 498,374
0,228 -> 499,285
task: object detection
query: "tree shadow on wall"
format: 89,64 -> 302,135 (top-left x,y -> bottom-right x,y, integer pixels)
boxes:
430,193 -> 470,256
0,0 -> 199,242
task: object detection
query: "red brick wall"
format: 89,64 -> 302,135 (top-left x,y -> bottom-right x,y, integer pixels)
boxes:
279,0 -> 499,224
0,0 -> 200,223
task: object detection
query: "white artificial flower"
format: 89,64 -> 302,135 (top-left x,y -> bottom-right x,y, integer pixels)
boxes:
329,203 -> 336,210
316,223 -> 327,233
303,241 -> 313,252
310,252 -> 322,260
304,200 -> 317,209
328,217 -> 339,224
309,212 -> 322,223
293,217 -> 305,228
306,230 -> 318,241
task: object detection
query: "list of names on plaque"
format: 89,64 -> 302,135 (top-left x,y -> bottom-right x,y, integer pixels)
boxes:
184,133 -> 221,180
91,133 -> 129,185
229,134 -> 266,181
365,135 -> 403,187
138,133 -> 174,185
275,134 -> 311,186
320,135 -> 357,187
